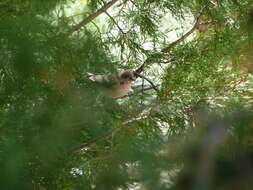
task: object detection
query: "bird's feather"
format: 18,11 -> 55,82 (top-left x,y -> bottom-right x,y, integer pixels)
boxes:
87,70 -> 135,98
87,72 -> 118,87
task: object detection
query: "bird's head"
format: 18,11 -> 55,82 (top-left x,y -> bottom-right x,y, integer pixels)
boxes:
119,70 -> 136,84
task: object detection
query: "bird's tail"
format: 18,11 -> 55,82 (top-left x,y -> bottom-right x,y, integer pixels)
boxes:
86,72 -> 94,77
87,72 -> 108,83
87,72 -> 96,81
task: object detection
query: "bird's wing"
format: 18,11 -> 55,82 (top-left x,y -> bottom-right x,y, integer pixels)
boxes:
87,72 -> 118,87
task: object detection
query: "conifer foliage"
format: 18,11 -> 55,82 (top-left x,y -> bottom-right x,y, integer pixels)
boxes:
0,0 -> 253,189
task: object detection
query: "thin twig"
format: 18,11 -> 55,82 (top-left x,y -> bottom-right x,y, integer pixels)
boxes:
68,0 -> 119,35
74,106 -> 152,154
73,129 -> 114,154
161,5 -> 207,53
104,10 -> 126,34
133,4 -> 208,75
120,85 -> 160,99
134,72 -> 159,92
129,0 -> 138,8
161,23 -> 197,53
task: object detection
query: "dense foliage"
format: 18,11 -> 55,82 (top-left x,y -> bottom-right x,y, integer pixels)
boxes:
0,0 -> 253,189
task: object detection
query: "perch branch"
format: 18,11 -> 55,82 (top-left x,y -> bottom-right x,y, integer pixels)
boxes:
134,72 -> 159,92
119,85 -> 160,99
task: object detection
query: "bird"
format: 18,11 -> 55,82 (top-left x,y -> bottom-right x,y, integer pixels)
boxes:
87,64 -> 144,98
87,70 -> 137,98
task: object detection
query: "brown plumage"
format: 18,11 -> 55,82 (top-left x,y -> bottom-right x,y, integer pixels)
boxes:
87,70 -> 136,98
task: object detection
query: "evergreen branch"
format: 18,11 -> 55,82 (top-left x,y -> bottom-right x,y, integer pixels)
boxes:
161,22 -> 198,53
74,107 -> 151,154
72,4 -> 209,154
68,0 -> 119,35
104,10 -> 126,34
122,108 -> 151,125
134,4 -> 208,74
161,5 -> 206,53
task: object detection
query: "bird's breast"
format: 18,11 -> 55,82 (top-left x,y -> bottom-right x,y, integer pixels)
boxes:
107,82 -> 132,98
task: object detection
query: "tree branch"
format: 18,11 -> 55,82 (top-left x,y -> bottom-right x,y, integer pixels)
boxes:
134,4 -> 208,74
134,72 -> 159,92
104,10 -> 126,34
73,107 -> 152,154
68,0 -> 119,35
119,85 -> 160,99
161,6 -> 206,53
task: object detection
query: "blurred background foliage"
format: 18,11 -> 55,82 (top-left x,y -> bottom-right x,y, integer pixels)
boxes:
0,0 -> 253,190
